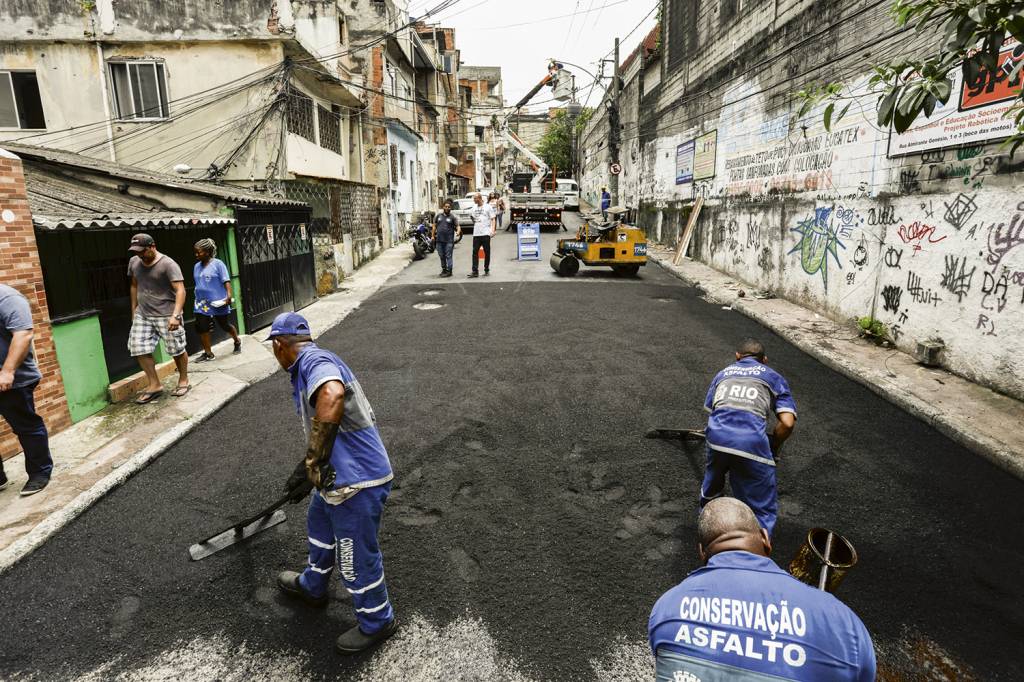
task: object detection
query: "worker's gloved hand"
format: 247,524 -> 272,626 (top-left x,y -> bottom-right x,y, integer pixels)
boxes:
769,432 -> 785,461
305,417 -> 341,491
285,460 -> 313,503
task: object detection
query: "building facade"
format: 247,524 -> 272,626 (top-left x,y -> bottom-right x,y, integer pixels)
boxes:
579,1 -> 1024,400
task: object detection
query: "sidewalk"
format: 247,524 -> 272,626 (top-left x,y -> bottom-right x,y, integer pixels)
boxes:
0,244 -> 412,574
649,247 -> 1024,480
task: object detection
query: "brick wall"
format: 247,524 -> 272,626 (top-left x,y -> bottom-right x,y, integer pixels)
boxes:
0,151 -> 72,460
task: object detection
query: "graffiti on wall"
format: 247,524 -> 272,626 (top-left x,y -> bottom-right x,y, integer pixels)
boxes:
788,207 -> 845,289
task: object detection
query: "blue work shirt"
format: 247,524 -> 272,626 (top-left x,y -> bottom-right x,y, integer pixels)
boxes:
435,213 -> 458,243
0,284 -> 41,389
704,357 -> 796,466
193,258 -> 231,316
289,344 -> 393,491
601,191 -> 611,210
649,551 -> 876,681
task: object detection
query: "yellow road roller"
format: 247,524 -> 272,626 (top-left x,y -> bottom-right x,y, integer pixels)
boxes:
550,209 -> 648,277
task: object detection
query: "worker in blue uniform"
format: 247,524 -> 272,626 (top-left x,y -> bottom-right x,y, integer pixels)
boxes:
649,498 -> 876,681
268,312 -> 398,654
701,338 -> 796,537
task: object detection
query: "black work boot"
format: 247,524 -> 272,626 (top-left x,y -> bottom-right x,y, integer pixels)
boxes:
276,570 -> 328,607
336,618 -> 399,655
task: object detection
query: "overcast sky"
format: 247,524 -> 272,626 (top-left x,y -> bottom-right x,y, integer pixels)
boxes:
414,0 -> 659,112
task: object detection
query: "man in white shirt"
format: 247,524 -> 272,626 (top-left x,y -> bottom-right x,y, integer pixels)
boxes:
467,192 -> 496,278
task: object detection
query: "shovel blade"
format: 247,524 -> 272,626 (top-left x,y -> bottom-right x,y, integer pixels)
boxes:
644,428 -> 706,442
188,509 -> 288,561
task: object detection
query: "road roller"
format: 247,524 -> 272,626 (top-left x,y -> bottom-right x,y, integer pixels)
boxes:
550,208 -> 648,277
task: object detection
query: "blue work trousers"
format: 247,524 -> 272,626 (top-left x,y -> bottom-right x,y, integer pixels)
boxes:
699,447 -> 778,536
0,383 -> 53,481
300,483 -> 395,633
436,240 -> 454,272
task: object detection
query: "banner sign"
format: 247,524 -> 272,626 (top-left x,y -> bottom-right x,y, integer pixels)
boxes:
694,130 -> 718,180
675,140 -> 696,185
889,41 -> 1023,156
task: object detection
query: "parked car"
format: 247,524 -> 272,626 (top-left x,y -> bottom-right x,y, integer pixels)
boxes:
450,198 -> 476,229
555,179 -> 580,211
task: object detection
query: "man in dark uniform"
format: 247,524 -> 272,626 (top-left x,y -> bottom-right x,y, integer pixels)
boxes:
432,201 -> 460,277
701,339 -> 796,537
649,498 -> 876,681
269,312 -> 398,654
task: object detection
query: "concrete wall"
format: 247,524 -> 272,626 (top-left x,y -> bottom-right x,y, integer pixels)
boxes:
0,150 -> 72,459
579,1 -> 1024,401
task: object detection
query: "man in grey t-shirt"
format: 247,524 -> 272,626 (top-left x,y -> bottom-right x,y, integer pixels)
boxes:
0,284 -> 54,496
127,233 -> 190,403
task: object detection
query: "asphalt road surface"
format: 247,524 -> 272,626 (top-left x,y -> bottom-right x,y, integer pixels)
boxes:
1,216 -> 1022,681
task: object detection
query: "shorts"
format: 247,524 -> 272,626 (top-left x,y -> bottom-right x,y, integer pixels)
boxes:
194,312 -> 235,334
128,314 -> 187,358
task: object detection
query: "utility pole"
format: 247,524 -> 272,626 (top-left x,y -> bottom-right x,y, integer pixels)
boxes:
609,37 -> 621,207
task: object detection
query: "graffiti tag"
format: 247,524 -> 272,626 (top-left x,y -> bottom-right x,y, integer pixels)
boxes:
939,255 -> 976,302
898,221 -> 946,254
788,207 -> 845,290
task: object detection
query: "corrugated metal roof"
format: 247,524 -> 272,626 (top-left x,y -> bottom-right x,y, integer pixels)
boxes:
22,159 -> 236,230
0,141 -> 306,207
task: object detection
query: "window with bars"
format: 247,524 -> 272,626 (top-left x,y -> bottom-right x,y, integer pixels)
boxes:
108,61 -> 169,120
400,150 -> 407,179
0,71 -> 46,129
287,90 -> 316,143
389,144 -> 399,185
318,104 -> 342,154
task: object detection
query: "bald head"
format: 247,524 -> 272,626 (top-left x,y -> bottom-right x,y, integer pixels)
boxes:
736,338 -> 766,362
697,498 -> 771,563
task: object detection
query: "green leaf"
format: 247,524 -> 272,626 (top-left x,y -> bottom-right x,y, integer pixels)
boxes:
837,102 -> 852,124
878,87 -> 900,127
934,78 -> 953,103
923,93 -> 937,118
1006,14 -> 1024,44
823,101 -> 836,131
968,4 -> 987,25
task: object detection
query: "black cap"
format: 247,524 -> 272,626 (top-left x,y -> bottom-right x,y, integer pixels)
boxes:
129,233 -> 155,253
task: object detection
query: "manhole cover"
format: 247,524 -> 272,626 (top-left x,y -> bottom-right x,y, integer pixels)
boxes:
419,289 -> 443,297
413,302 -> 445,311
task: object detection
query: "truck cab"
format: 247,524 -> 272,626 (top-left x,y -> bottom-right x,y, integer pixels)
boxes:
555,179 -> 580,211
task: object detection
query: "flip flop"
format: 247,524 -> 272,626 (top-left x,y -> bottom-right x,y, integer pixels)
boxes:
171,384 -> 192,397
135,390 -> 163,405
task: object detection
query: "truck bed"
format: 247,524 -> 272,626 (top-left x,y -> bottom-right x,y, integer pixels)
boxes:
510,193 -> 563,227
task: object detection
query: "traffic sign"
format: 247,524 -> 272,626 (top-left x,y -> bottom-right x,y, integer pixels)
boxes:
609,163 -> 622,175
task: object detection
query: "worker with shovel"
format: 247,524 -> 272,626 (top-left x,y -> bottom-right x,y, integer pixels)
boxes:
700,338 -> 796,537
268,313 -> 398,654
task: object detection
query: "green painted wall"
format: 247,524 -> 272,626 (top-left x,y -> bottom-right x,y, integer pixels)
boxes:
225,224 -> 246,335
51,315 -> 110,422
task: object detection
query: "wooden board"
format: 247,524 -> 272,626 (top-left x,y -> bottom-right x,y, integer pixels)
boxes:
672,197 -> 704,266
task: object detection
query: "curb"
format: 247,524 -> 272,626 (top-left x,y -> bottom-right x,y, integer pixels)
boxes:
0,380 -> 245,576
0,246 -> 415,576
650,254 -> 1024,481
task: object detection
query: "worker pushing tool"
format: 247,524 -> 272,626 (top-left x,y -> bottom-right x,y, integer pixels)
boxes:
267,312 -> 398,655
701,338 -> 796,537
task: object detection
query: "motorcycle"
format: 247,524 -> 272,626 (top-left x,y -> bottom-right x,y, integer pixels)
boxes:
407,220 -> 435,261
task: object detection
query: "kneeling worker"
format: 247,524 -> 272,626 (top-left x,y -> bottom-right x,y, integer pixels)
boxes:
701,338 -> 796,536
268,313 -> 398,654
649,498 -> 876,681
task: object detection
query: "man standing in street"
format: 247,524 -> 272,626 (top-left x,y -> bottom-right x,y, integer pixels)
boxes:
0,285 -> 53,496
269,313 -> 398,654
127,233 -> 190,404
432,200 -> 460,277
649,498 -> 876,681
600,187 -> 611,221
467,192 -> 496,278
701,338 -> 796,537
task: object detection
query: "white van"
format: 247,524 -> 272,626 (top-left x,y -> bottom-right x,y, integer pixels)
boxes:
555,179 -> 580,211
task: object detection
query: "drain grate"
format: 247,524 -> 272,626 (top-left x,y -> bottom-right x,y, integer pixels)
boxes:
413,302 -> 446,311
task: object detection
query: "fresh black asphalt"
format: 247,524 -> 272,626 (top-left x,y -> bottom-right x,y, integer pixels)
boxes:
1,253 -> 1022,680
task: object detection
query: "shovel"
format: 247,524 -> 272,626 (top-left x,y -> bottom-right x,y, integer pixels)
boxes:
188,491 -> 293,561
